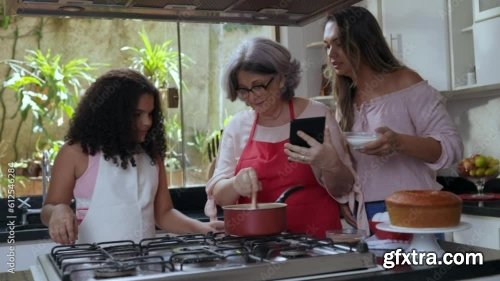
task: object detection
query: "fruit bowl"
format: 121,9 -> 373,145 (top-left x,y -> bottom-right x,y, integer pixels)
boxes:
457,154 -> 500,198
343,132 -> 378,149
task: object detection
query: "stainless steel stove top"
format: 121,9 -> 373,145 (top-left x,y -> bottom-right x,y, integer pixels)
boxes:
33,232 -> 379,281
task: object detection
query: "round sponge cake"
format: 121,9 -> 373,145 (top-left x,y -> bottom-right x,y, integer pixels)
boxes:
385,190 -> 462,228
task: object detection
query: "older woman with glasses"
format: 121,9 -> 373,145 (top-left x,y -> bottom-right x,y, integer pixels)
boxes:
204,37 -> 363,238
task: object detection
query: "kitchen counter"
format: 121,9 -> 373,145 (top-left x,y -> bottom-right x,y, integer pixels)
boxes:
0,270 -> 34,281
318,240 -> 500,281
439,176 -> 500,218
462,200 -> 500,218
4,240 -> 500,280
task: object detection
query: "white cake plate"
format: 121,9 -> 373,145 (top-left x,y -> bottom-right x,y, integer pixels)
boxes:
377,222 -> 471,257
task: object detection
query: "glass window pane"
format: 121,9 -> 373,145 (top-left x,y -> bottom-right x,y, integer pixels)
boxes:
177,23 -> 275,188
478,0 -> 500,12
0,15 -> 274,194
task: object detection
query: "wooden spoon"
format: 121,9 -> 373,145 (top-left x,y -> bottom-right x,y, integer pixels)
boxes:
251,190 -> 258,209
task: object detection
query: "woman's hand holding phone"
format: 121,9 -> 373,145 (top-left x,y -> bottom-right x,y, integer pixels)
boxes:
284,128 -> 341,171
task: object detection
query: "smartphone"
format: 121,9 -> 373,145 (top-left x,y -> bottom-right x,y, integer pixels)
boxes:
289,116 -> 326,148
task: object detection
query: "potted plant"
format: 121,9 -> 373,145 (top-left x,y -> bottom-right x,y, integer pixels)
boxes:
0,164 -> 28,198
121,30 -> 195,187
18,138 -> 64,196
163,113 -> 185,187
121,30 -> 192,108
185,128 -> 212,183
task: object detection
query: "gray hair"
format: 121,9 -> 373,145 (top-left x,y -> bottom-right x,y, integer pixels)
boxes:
223,37 -> 301,101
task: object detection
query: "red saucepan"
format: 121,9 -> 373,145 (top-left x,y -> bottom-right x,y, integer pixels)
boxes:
223,185 -> 304,236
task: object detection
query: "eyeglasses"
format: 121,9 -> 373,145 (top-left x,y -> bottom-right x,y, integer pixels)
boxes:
236,76 -> 275,99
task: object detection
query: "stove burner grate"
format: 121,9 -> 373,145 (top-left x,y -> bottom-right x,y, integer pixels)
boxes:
40,233 -> 373,281
94,265 -> 137,278
168,245 -> 250,271
280,249 -> 308,258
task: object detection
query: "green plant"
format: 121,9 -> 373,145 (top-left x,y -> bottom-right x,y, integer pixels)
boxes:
121,30 -> 192,90
32,137 -> 64,164
187,128 -> 210,163
164,113 -> 182,149
164,113 -> 183,171
187,129 -> 208,154
2,49 -> 99,159
222,113 -> 233,127
0,3 -> 11,30
222,23 -> 258,33
164,153 -> 182,172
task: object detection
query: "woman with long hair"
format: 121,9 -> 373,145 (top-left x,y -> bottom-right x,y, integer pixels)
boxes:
324,6 -> 463,220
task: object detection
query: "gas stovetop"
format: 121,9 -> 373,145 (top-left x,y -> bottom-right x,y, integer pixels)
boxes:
33,232 -> 378,281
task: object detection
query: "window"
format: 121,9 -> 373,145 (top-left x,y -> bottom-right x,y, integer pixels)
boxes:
0,16 -> 275,198
177,22 -> 275,188
474,0 -> 500,22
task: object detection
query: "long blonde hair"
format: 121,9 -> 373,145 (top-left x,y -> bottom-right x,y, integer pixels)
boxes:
326,7 -> 403,131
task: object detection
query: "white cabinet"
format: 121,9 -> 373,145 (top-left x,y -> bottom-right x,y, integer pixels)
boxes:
453,214 -> 500,250
474,0 -> 500,22
379,0 -> 500,96
448,0 -> 476,90
281,18 -> 326,99
473,16 -> 500,86
290,0 -> 500,98
380,0 -> 450,91
448,0 -> 500,94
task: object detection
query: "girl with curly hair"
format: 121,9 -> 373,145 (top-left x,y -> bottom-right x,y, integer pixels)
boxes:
41,68 -> 223,244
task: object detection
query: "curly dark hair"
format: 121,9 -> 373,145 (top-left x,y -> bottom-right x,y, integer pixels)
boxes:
66,68 -> 167,169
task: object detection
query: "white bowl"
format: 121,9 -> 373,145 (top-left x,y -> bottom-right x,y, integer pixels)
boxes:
344,132 -> 378,149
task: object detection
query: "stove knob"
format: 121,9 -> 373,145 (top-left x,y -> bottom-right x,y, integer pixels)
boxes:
356,240 -> 369,253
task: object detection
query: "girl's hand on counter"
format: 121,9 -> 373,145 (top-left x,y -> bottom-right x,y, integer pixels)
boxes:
48,204 -> 78,245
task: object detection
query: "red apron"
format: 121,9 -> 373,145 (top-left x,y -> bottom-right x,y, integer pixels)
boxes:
237,101 -> 341,238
